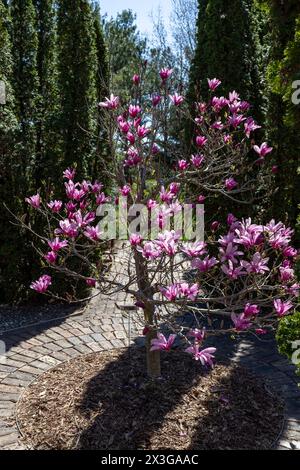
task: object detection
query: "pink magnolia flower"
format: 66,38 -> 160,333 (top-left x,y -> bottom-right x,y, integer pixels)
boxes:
169,182 -> 180,195
178,283 -> 199,300
160,284 -> 179,301
231,313 -> 251,331
128,105 -> 141,118
160,186 -> 175,203
156,230 -> 180,256
119,185 -> 131,197
30,275 -> 52,294
84,225 -> 102,241
195,136 -> 208,147
225,178 -> 238,191
181,241 -> 207,258
99,94 -> 119,110
229,91 -> 240,102
124,148 -> 142,167
196,102 -> 207,114
151,143 -> 160,154
137,242 -> 162,260
244,118 -> 261,138
137,125 -> 150,139
224,134 -> 232,144
279,265 -> 295,283
119,120 -> 130,134
227,213 -> 237,226
147,199 -> 158,210
160,68 -> 173,81
191,154 -> 204,168
126,132 -> 135,145
169,93 -> 184,106
253,142 -> 273,158
178,159 -> 189,171
285,283 -> 300,297
198,195 -> 206,203
244,303 -> 260,318
274,299 -> 293,317
192,256 -> 218,272
219,243 -> 243,264
228,114 -> 246,128
241,252 -> 269,274
86,278 -> 96,288
188,328 -> 205,342
151,333 -> 176,352
211,121 -> 223,130
48,238 -> 68,252
96,192 -> 110,205
129,233 -> 143,246
44,251 -> 57,264
234,218 -> 264,248
25,194 -> 41,209
63,168 -> 76,180
58,219 -> 78,238
207,78 -> 221,91
272,165 -> 278,174
211,221 -> 220,231
47,200 -> 63,213
185,345 -> 216,367
132,74 -> 140,85
221,261 -> 245,279
152,94 -> 161,106
255,328 -> 267,335
283,246 -> 298,258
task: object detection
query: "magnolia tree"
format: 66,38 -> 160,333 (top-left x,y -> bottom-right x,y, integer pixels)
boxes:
22,70 -> 299,378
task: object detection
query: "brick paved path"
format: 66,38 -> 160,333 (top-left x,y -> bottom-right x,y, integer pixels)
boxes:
0,245 -> 299,450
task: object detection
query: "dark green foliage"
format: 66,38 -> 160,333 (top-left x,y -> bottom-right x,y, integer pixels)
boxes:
276,311 -> 300,375
188,0 -> 266,118
56,0 -> 98,179
263,1 -> 300,244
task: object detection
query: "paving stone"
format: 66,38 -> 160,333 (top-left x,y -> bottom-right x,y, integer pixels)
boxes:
0,393 -> 19,402
2,377 -> 31,387
30,360 -> 51,371
19,365 -> 44,376
0,432 -> 20,447
73,344 -> 93,355
67,336 -> 83,346
0,383 -> 22,394
0,408 -> 14,418
44,342 -> 63,352
79,334 -> 96,344
91,333 -> 106,342
0,401 -> 15,409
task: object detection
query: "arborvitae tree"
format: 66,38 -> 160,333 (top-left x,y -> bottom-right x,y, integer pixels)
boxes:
188,0 -> 265,119
264,0 -> 300,243
92,3 -> 110,181
33,0 -> 58,185
11,0 -> 39,189
56,0 -> 98,179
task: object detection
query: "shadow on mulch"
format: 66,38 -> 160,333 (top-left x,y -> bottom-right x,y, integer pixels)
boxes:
16,345 -> 284,450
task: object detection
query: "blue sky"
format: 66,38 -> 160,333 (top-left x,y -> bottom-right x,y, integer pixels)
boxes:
99,0 -> 172,36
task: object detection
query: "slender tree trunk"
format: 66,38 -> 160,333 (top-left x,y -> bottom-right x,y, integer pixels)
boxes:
134,251 -> 161,378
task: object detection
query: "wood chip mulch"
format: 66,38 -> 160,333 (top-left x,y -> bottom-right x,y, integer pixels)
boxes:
16,347 -> 284,450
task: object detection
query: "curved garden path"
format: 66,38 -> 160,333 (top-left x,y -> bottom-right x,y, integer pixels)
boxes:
0,244 -> 299,450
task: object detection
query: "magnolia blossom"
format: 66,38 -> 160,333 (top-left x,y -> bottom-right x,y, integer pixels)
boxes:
244,303 -> 260,317
241,252 -> 269,274
48,238 -> 68,252
137,125 -> 150,139
58,219 -> 78,238
274,299 -> 293,317
244,118 -> 261,138
181,241 -> 207,258
225,178 -> 238,191
99,94 -> 119,110
219,243 -> 243,264
47,200 -> 63,213
84,225 -> 102,242
279,265 -> 295,283
137,242 -> 162,260
63,168 -> 76,180
186,345 -> 216,367
25,194 -> 41,209
178,159 -> 189,171
160,284 -> 179,301
198,195 -> 206,203
207,78 -> 221,91
222,261 -> 245,279
86,278 -> 96,288
188,328 -> 205,342
253,142 -> 273,158
231,313 -> 251,331
160,68 -> 173,81
169,93 -> 184,106
129,233 -> 143,246
30,275 -> 52,293
151,333 -> 176,351
119,185 -> 131,197
44,251 -> 57,264
156,231 -> 179,256
178,283 -> 199,300
195,136 -> 208,147
152,94 -> 161,106
191,154 -> 204,168
192,256 -> 218,272
132,74 -> 140,85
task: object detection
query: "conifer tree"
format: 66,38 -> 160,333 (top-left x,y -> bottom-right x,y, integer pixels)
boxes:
56,0 -> 98,179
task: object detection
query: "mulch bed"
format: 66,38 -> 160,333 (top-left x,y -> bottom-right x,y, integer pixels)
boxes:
16,347 -> 284,450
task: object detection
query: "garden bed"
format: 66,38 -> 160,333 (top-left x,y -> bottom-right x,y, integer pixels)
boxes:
16,348 -> 284,450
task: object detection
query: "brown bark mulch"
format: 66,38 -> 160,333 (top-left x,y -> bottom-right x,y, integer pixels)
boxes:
16,347 -> 284,450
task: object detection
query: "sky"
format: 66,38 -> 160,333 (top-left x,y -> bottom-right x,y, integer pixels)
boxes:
99,0 -> 172,37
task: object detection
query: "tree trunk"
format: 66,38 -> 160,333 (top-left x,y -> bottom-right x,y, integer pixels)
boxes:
134,250 -> 161,378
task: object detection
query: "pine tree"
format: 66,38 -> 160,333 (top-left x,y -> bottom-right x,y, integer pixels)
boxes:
11,0 -> 39,189
264,0 -> 300,242
56,0 -> 98,179
33,0 -> 58,185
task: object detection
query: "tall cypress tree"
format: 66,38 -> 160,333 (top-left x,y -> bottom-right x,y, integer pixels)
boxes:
56,0 -> 97,179
188,0 -> 265,118
264,0 -> 300,242
11,0 -> 39,190
33,0 -> 58,186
